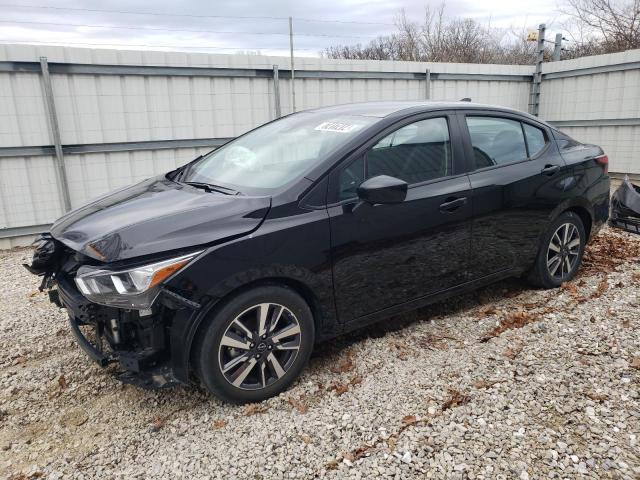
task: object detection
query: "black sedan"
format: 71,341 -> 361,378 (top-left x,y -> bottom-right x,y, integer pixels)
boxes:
26,101 -> 610,403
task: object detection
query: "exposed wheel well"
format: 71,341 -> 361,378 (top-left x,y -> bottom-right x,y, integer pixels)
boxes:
566,206 -> 593,240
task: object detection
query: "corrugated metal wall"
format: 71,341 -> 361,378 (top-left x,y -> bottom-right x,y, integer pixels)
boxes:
539,49 -> 640,175
0,43 -> 638,247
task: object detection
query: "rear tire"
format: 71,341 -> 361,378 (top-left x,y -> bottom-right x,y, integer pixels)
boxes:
527,211 -> 586,289
195,285 -> 314,404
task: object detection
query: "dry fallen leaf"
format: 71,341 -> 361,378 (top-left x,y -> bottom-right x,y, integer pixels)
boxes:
581,234 -> 640,275
242,403 -> 267,416
590,279 -> 609,299
287,397 -> 309,414
330,351 -> 355,374
475,305 -> 497,318
442,388 -> 471,410
326,459 -> 339,470
212,419 -> 227,430
402,415 -> 417,426
561,282 -> 578,296
327,381 -> 349,396
387,436 -> 397,451
503,344 -> 523,360
481,310 -> 536,342
585,391 -> 608,402
150,415 -> 165,430
473,379 -> 490,389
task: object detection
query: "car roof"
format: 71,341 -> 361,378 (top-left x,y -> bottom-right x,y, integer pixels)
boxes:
305,101 -> 545,125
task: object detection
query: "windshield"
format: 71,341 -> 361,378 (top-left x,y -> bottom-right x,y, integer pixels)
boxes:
181,112 -> 380,192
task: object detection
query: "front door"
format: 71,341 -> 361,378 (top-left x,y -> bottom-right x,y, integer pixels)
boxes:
328,113 -> 473,322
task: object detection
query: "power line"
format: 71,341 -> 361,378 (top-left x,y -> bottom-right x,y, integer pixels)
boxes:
296,18 -> 394,26
0,3 -> 287,21
0,39 -> 315,51
0,18 -> 379,39
0,3 -> 395,26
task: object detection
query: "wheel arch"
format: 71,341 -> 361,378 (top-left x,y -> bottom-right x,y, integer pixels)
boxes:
565,206 -> 593,240
549,197 -> 594,240
182,270 -> 333,381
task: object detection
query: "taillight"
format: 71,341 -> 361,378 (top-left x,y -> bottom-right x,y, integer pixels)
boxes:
595,154 -> 608,175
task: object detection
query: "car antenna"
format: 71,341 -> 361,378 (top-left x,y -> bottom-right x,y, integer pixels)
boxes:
460,97 -> 472,102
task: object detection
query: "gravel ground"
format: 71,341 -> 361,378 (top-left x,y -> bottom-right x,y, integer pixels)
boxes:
1,227 -> 639,479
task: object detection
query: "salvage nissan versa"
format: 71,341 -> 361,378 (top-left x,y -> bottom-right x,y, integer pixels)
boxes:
25,102 -> 610,403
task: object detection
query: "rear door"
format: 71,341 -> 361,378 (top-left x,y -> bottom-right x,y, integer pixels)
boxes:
328,112 -> 473,322
459,111 -> 570,279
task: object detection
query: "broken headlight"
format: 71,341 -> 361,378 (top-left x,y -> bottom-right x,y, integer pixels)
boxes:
74,252 -> 201,309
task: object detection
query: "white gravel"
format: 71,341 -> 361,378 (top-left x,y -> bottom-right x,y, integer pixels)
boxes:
1,227 -> 639,479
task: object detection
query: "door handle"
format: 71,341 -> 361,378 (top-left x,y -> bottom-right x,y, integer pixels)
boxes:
439,197 -> 467,213
541,164 -> 560,176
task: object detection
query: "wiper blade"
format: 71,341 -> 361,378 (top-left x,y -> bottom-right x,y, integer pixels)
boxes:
184,181 -> 241,195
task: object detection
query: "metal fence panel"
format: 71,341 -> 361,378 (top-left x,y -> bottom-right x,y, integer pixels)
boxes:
558,125 -> 640,174
0,43 -> 639,245
540,50 -> 640,174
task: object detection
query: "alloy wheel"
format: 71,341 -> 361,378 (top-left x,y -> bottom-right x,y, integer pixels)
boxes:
217,303 -> 302,390
546,222 -> 581,280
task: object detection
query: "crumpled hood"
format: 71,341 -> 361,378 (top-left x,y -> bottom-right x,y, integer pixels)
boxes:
50,176 -> 271,262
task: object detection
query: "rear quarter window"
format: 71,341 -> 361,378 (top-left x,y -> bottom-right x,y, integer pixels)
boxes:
523,123 -> 547,156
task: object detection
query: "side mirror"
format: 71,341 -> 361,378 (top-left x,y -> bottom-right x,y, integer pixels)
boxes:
357,175 -> 408,204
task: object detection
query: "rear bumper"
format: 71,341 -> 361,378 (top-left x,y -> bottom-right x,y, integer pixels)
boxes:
609,216 -> 640,235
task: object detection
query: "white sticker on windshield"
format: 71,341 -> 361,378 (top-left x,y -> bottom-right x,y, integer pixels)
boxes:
314,121 -> 361,133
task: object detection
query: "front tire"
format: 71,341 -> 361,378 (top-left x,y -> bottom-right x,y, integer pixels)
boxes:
195,285 -> 314,403
528,211 -> 586,288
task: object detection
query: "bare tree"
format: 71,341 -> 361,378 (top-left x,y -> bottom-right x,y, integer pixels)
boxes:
560,0 -> 640,57
323,1 -> 640,64
323,3 -> 539,64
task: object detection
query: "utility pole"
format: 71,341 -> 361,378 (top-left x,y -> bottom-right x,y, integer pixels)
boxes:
552,33 -> 563,61
288,16 -> 296,113
530,23 -> 545,117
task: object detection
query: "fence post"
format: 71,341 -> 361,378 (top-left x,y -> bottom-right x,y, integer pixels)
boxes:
552,33 -> 563,61
530,23 -> 545,117
272,65 -> 281,118
288,16 -> 296,113
39,56 -> 71,212
425,68 -> 431,100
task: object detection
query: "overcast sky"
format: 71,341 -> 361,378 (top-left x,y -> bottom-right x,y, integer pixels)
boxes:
0,0 -> 564,57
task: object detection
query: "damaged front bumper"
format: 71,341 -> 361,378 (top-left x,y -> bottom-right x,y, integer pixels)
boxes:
26,236 -> 201,389
55,274 -> 182,389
